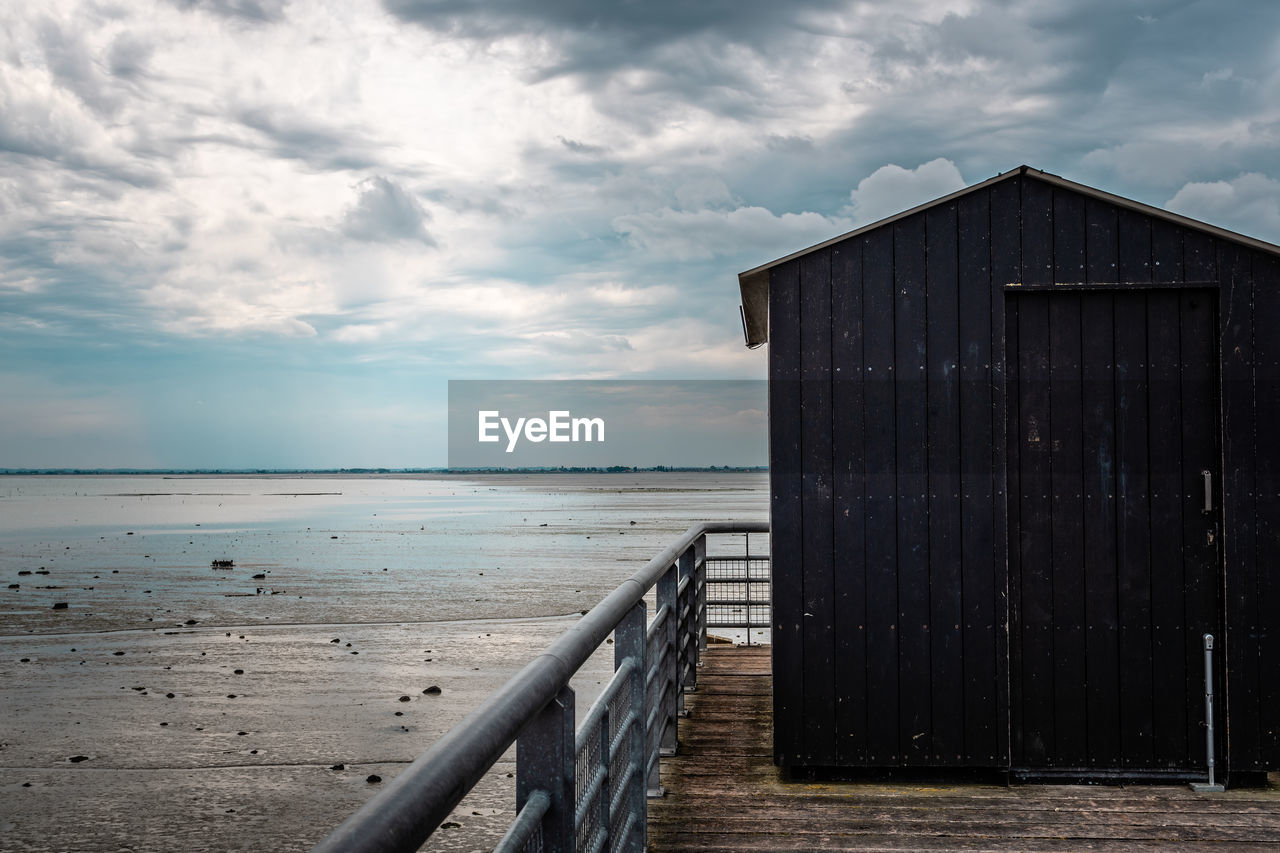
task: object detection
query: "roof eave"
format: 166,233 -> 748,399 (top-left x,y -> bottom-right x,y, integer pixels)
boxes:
736,165 -> 1280,347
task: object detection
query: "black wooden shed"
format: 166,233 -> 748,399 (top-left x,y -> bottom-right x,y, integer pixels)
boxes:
738,165 -> 1280,782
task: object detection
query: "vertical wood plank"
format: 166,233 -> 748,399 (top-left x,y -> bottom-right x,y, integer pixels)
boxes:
1114,290 -> 1154,767
926,201 -> 963,766
768,258 -> 804,767
1085,199 -> 1119,284
1178,287 -> 1219,770
1081,291 -> 1121,765
862,226 -> 899,764
1183,229 -> 1216,282
831,237 -> 868,765
895,214 -> 931,765
1048,292 -> 1087,766
991,176 -> 1021,767
1053,189 -> 1086,285
1152,220 -> 1184,285
1015,292 -> 1054,766
1251,253 -> 1280,768
1022,179 -> 1053,287
1146,289 -> 1188,767
1117,209 -> 1153,284
800,249 -> 836,764
958,189 -> 998,765
1219,241 -> 1259,772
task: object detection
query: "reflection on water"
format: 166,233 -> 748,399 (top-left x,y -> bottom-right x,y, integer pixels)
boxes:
0,473 -> 768,635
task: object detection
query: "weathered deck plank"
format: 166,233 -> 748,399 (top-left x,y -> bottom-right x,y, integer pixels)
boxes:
648,646 -> 1280,852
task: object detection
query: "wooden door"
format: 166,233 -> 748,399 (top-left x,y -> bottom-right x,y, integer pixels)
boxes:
1006,288 -> 1221,772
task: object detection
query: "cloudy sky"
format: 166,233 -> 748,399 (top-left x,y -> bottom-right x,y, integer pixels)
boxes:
3,0 -> 1279,468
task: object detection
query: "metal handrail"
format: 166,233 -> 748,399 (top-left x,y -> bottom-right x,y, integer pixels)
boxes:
311,520 -> 768,853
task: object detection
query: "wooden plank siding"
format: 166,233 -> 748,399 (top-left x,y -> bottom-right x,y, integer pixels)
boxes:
766,171 -> 1279,776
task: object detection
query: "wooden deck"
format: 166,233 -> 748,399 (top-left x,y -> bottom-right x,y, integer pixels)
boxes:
647,645 -> 1280,851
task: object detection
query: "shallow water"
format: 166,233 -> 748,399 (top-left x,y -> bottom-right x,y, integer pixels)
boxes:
0,473 -> 768,851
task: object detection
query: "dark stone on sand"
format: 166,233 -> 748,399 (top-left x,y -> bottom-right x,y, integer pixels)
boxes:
160,722 -> 168,726
366,774 -> 382,784
252,573 -> 266,580
18,571 -> 31,576
185,619 -> 198,625
7,583 -> 17,588
19,658 -> 29,663
166,692 -> 175,698
394,711 -> 403,716
423,685 -> 442,695
234,669 -> 244,674
22,782 -> 31,787
330,763 -> 344,770
237,731 -> 248,736
330,536 -> 338,539
441,821 -> 461,829
127,532 -> 134,535
330,638 -> 340,643
113,651 -> 125,656
398,695 -> 411,702
68,755 -> 89,763
227,694 -> 237,698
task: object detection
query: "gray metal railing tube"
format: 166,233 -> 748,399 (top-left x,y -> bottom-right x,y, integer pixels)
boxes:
311,520 -> 768,853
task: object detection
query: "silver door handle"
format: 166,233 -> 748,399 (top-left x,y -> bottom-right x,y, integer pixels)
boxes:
1202,470 -> 1213,513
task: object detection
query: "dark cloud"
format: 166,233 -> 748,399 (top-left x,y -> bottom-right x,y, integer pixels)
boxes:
170,0 -> 290,24
236,107 -> 382,171
382,0 -> 844,97
341,176 -> 436,245
107,32 -> 155,79
557,136 -> 605,155
383,0 -> 841,48
36,16 -> 126,117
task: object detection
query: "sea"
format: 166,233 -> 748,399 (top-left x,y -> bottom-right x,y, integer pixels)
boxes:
0,472 -> 767,852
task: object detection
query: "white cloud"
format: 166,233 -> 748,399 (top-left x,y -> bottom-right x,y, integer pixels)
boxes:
340,176 -> 435,245
844,158 -> 967,226
1165,172 -> 1280,244
613,205 -> 848,262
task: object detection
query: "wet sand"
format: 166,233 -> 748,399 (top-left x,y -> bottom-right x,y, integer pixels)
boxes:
1,616 -> 619,851
0,473 -> 767,851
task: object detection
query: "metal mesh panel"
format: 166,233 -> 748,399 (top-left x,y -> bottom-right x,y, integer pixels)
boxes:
704,556 -> 771,631
607,682 -> 632,851
575,721 -> 601,852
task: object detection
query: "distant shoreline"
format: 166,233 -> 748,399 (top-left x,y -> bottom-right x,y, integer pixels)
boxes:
0,466 -> 768,476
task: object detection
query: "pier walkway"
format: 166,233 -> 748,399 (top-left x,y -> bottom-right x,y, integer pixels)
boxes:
648,645 -> 1280,852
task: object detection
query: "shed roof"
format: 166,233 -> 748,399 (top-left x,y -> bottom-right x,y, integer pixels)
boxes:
737,164 -> 1280,348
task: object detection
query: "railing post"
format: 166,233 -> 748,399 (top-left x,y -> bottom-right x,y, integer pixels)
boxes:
678,544 -> 698,698
516,684 -> 575,852
597,702 -> 611,848
695,534 -> 707,654
615,602 -> 647,850
744,532 -> 753,646
657,562 -> 679,756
